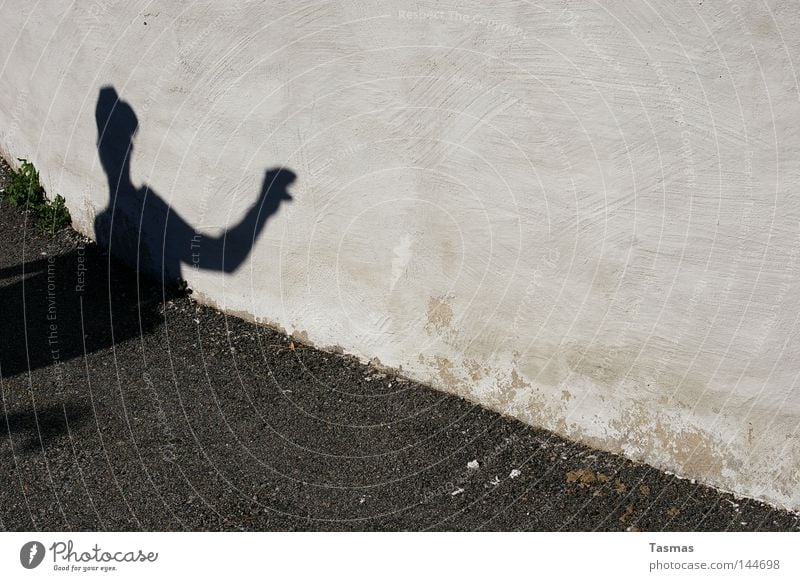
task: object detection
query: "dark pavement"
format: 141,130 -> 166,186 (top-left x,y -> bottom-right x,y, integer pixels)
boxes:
1,157 -> 798,531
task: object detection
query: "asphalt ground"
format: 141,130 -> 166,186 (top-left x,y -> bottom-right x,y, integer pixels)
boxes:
1,156 -> 798,531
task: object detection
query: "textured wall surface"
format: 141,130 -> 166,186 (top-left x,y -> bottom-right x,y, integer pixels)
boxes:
2,1 -> 799,510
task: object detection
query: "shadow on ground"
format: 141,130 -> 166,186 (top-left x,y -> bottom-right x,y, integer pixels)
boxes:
3,403 -> 90,453
0,240 -> 164,378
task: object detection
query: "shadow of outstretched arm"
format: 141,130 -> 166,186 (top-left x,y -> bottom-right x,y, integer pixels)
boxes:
177,167 -> 295,273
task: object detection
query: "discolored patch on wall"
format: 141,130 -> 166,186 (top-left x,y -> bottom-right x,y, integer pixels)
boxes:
425,295 -> 453,336
291,328 -> 314,346
464,358 -> 487,380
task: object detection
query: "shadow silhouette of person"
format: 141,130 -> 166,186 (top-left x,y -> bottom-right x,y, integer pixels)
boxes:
94,86 -> 294,291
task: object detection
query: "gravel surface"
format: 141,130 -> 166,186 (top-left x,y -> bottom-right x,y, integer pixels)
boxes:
1,156 -> 798,531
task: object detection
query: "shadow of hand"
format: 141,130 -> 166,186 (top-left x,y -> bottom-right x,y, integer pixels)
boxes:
259,168 -> 296,208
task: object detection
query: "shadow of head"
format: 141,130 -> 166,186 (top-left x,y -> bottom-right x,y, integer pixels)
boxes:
95,86 -> 138,181
3,403 -> 90,454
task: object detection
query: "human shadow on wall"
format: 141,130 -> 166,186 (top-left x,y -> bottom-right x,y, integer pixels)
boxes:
0,86 -> 295,379
95,85 -> 295,288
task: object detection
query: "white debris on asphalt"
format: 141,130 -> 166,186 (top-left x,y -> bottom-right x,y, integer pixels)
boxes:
489,476 -> 500,486
451,488 -> 464,496
509,468 -> 522,479
467,460 -> 480,470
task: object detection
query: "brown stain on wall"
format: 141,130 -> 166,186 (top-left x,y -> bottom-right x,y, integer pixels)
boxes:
605,402 -> 726,478
431,355 -> 459,391
291,328 -> 314,346
426,295 -> 453,335
465,359 -> 485,380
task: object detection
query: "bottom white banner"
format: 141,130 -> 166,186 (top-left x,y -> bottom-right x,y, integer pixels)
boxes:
1,532 -> 797,580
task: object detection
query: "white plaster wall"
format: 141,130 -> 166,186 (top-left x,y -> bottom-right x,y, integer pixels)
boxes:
2,1 -> 800,509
